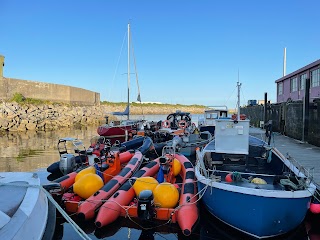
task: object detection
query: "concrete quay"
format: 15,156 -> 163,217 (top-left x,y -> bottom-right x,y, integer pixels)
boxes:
249,127 -> 320,190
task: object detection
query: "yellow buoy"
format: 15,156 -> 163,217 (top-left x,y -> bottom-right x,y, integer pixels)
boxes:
133,177 -> 159,197
251,177 -> 267,184
173,158 -> 182,176
73,173 -> 103,199
153,182 -> 179,208
75,166 -> 96,182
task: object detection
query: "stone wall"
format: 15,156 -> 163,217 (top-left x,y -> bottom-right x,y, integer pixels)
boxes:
0,101 -> 206,132
0,102 -> 105,132
241,100 -> 320,147
0,77 -> 100,105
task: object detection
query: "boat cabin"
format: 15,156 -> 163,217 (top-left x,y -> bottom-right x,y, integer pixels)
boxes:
198,106 -> 229,135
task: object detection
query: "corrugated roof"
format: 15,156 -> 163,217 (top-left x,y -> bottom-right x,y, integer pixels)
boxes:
275,59 -> 320,83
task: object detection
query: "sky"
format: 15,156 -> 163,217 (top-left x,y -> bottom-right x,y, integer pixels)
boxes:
1,1 -> 319,109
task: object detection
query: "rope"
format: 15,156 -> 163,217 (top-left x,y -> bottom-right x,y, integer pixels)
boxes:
231,171 -> 243,182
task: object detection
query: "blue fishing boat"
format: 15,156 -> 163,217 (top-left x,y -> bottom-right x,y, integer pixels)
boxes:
195,82 -> 316,239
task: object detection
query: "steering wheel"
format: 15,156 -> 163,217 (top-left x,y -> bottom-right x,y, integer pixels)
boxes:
184,115 -> 191,123
167,114 -> 174,120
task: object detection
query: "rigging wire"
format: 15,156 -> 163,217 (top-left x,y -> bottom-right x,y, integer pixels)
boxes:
108,30 -> 127,104
240,86 -> 247,107
131,31 -> 145,119
223,85 -> 237,109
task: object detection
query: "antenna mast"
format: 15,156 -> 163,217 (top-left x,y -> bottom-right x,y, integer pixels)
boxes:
237,71 -> 241,121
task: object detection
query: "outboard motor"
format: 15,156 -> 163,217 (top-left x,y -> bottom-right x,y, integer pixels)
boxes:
59,153 -> 76,175
137,190 -> 155,221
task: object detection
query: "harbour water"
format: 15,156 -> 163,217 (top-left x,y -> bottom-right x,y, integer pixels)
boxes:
0,114 -> 319,239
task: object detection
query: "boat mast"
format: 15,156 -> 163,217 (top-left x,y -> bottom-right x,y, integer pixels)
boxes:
237,74 -> 241,121
127,23 -> 130,120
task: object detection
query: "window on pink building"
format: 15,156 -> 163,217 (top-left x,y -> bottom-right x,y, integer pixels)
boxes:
290,77 -> 297,92
278,82 -> 283,95
311,68 -> 320,87
300,73 -> 307,90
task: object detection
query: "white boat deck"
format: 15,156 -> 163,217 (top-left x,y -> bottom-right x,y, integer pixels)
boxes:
0,172 -> 49,240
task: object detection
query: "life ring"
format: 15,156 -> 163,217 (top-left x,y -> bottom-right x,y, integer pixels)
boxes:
231,114 -> 246,120
178,120 -> 187,129
162,120 -> 171,128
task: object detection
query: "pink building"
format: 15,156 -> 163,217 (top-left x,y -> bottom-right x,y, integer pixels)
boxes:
276,59 -> 320,103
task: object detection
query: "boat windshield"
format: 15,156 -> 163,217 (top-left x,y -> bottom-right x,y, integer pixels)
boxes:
121,120 -> 136,125
206,113 -> 218,119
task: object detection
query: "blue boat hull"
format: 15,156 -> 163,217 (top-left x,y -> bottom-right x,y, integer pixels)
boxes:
197,181 -> 311,238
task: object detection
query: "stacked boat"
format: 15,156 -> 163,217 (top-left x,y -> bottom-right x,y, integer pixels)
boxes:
45,135 -> 200,236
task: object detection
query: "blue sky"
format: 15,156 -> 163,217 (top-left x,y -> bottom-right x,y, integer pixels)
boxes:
1,1 -> 319,108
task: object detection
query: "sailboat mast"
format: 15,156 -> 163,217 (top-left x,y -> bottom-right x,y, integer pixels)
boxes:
127,23 -> 130,120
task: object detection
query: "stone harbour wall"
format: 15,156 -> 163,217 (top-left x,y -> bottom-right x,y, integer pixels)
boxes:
0,102 -> 205,132
0,77 -> 100,105
0,102 -> 105,131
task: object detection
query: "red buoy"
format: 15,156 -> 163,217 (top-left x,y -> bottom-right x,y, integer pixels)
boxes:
225,173 -> 233,182
310,202 -> 320,214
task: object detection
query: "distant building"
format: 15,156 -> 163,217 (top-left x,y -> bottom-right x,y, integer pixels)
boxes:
247,100 -> 257,106
275,59 -> 320,103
